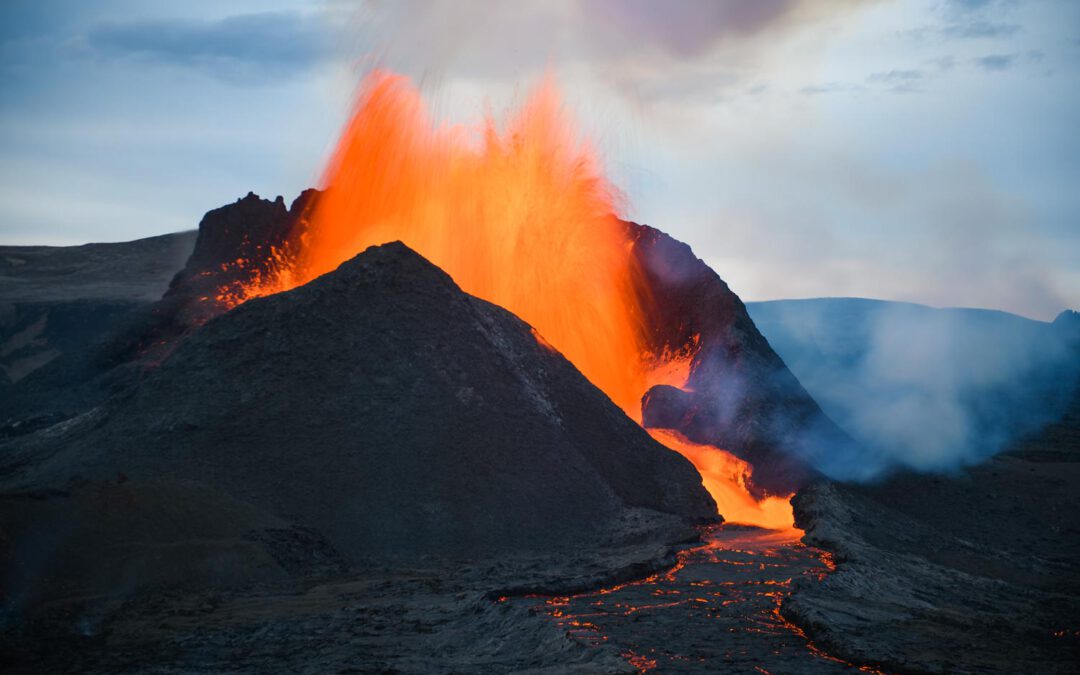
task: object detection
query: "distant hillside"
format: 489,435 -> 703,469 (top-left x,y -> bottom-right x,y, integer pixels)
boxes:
0,232 -> 196,425
0,231 -> 197,303
746,298 -> 1080,477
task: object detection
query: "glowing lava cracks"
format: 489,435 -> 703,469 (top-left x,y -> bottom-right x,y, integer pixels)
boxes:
237,70 -> 794,532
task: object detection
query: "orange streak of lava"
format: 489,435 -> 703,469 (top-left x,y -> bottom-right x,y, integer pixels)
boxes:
648,430 -> 797,533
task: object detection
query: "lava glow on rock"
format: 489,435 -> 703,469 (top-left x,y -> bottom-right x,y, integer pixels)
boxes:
233,69 -> 794,530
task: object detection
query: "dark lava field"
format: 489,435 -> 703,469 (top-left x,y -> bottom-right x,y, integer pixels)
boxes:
1,193 -> 1078,674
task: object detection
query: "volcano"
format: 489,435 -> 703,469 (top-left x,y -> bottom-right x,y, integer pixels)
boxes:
0,68 -> 940,674
144,71 -> 844,510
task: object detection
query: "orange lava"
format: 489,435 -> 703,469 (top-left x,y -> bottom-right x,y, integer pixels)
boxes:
242,69 -> 659,415
648,429 -> 797,532
233,69 -> 794,529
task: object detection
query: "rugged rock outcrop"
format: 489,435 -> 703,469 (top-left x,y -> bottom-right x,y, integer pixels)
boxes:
0,242 -> 715,612
628,223 -> 851,495
111,191 -> 318,360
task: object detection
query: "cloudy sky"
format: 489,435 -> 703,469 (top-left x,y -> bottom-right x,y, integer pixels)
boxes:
1,0 -> 1077,319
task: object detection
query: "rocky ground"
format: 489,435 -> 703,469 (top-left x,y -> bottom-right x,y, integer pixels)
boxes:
785,391 -> 1080,674
2,535 -> 688,673
5,525 -> 872,674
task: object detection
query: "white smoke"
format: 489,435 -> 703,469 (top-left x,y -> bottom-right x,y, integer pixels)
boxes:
749,298 -> 1079,479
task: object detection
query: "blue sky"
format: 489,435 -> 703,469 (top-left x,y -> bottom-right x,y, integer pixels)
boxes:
1,0 -> 1077,320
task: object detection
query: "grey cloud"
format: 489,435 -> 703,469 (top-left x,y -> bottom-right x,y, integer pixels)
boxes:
580,0 -> 798,59
0,0 -> 100,44
972,49 -> 1045,72
87,11 -> 339,82
942,0 -> 1018,17
945,0 -> 995,11
902,0 -> 1022,43
927,55 -> 956,71
867,69 -> 925,93
975,53 -> 1016,70
358,0 -> 874,103
942,20 -> 1020,39
940,0 -> 1021,39
799,82 -> 863,96
904,20 -> 1020,42
810,69 -> 934,98
867,69 -> 924,82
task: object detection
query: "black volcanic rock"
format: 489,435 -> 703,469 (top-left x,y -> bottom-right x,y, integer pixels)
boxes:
0,242 -> 714,608
170,190 -> 319,307
111,190 -> 319,362
627,222 -> 850,495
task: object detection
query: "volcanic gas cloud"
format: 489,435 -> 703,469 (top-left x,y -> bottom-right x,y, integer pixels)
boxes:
227,70 -> 793,530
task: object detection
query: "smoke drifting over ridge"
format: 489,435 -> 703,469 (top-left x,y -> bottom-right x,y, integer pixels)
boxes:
748,299 -> 1080,480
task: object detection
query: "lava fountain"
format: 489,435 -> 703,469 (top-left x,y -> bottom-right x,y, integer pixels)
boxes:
236,69 -> 793,531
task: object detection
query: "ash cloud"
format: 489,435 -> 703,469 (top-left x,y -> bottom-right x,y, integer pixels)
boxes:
356,0 -> 873,101
578,0 -> 809,58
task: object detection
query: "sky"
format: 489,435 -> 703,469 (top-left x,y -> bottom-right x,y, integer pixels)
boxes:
1,0 -> 1077,320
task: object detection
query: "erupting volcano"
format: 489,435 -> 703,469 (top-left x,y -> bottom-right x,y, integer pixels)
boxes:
219,70 -> 793,530
229,70 -> 667,417
5,3 -> 1077,671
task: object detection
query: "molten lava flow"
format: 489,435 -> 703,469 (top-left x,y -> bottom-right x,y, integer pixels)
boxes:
648,430 -> 796,533
235,69 -> 794,530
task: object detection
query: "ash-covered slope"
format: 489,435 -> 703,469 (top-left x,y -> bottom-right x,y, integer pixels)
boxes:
0,241 -> 714,608
628,223 -> 851,495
